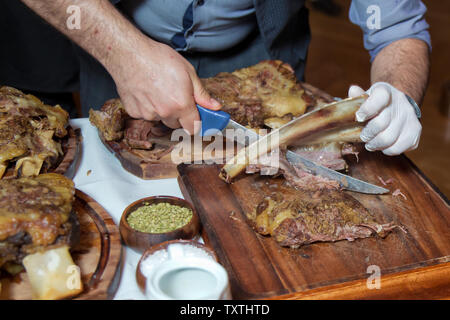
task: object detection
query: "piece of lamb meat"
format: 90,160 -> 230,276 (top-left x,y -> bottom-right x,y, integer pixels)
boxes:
247,184 -> 398,248
124,119 -> 172,150
289,142 -> 359,171
246,151 -> 341,191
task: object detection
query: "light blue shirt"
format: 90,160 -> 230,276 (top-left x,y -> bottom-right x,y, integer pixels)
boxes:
118,0 -> 431,59
349,0 -> 431,60
121,0 -> 256,52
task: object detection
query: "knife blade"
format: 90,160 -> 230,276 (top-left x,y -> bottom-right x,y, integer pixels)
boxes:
196,104 -> 389,194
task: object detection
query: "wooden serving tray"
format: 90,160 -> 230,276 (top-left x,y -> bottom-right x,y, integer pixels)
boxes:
177,147 -> 450,299
0,190 -> 122,300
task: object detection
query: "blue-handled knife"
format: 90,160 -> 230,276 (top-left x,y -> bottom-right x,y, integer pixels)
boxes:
196,104 -> 389,195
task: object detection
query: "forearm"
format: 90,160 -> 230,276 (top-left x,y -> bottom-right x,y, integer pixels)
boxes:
370,38 -> 430,105
20,0 -> 154,76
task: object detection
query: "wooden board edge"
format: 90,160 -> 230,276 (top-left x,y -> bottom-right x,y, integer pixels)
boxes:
100,133 -> 179,180
403,155 -> 449,205
55,126 -> 82,179
270,261 -> 450,300
74,189 -> 123,300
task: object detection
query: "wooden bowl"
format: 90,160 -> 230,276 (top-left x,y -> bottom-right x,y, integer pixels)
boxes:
119,196 -> 201,253
135,239 -> 217,294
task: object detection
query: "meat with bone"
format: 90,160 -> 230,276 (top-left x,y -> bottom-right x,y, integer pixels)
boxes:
89,60 -> 319,165
0,173 -> 80,271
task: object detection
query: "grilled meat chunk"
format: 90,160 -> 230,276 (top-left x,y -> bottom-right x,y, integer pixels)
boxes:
202,60 -> 311,128
0,173 -> 79,270
89,99 -> 128,141
247,184 -> 397,248
0,86 -> 68,178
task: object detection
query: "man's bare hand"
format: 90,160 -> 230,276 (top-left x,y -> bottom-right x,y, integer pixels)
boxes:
111,41 -> 221,134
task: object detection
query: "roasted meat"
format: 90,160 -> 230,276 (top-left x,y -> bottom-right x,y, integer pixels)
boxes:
247,183 -> 397,248
202,60 -> 313,128
289,142 -> 359,172
245,152 -> 342,191
89,99 -> 128,142
0,173 -> 79,271
0,86 -> 69,178
89,99 -> 176,164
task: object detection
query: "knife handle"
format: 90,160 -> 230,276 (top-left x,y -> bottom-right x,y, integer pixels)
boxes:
196,105 -> 230,136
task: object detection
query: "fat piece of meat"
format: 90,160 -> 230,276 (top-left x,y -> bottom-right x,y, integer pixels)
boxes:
0,173 -> 79,270
202,60 -> 312,128
124,119 -> 172,150
246,152 -> 341,191
247,183 -> 397,248
89,99 -> 128,141
289,142 -> 359,171
0,86 -> 69,178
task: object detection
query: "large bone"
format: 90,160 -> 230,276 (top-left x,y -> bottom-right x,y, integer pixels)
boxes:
220,95 -> 367,182
291,124 -> 364,147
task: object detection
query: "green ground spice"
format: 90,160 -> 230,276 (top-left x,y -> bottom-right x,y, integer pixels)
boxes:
127,202 -> 193,233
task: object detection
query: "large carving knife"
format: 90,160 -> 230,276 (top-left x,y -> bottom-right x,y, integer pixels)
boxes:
196,97 -> 389,194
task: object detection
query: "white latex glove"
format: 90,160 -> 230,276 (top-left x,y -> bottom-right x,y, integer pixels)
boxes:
348,82 -> 422,156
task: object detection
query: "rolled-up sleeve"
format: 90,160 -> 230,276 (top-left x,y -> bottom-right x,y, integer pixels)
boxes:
349,0 -> 431,61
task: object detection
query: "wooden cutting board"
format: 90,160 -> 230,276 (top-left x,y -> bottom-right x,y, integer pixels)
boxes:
177,146 -> 450,299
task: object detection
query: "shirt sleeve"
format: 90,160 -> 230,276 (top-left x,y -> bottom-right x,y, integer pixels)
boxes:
349,0 -> 431,61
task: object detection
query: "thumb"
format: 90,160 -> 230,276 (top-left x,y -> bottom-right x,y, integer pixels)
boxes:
348,85 -> 365,98
191,75 -> 222,111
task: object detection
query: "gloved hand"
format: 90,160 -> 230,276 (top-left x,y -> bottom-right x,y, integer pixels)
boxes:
348,82 -> 422,156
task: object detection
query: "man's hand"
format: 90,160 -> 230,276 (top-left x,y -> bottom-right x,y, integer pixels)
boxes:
348,82 -> 422,156
110,40 -> 221,134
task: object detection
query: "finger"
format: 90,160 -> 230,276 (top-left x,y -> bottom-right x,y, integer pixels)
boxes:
191,74 -> 221,110
365,119 -> 403,151
179,105 -> 201,135
125,107 -> 140,119
382,121 -> 422,156
138,105 -> 159,121
360,108 -> 391,142
348,85 -> 365,98
162,118 -> 181,129
119,95 -> 141,119
356,85 -> 391,122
